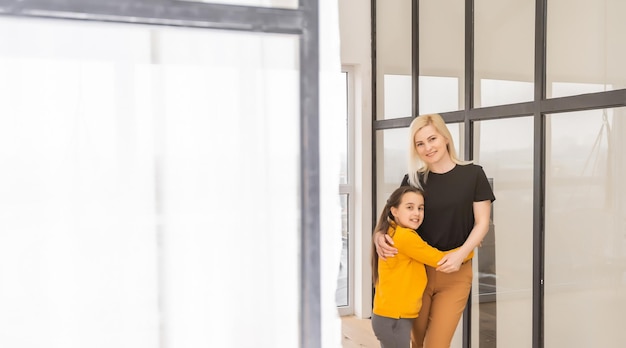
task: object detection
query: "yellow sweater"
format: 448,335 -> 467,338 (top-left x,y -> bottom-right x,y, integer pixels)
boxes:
373,224 -> 473,319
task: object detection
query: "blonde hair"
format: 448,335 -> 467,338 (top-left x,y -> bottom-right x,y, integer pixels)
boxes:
406,114 -> 470,189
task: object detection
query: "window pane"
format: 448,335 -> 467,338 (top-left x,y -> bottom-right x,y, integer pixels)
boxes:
384,74 -> 412,119
474,0 -> 535,107
418,75 -> 460,115
339,72 -> 349,184
336,194 -> 349,307
545,108 -> 626,347
375,128 -> 409,212
473,117 -> 534,348
0,17 -> 300,348
376,0 -> 413,120
547,0 -> 626,98
447,122 -> 464,161
419,0 -> 465,112
0,18 -> 159,348
154,27 -> 300,348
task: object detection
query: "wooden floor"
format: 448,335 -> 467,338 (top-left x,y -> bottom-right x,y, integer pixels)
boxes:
341,301 -> 497,347
341,315 -> 379,348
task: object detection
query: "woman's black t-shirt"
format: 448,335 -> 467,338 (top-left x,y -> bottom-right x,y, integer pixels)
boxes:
401,164 -> 495,251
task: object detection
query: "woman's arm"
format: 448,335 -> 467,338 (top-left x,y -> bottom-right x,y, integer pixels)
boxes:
373,231 -> 398,260
436,200 -> 492,273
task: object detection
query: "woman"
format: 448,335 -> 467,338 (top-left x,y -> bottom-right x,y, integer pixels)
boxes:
374,113 -> 495,348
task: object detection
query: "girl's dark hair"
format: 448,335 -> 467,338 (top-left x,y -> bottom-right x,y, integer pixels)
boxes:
371,185 -> 424,284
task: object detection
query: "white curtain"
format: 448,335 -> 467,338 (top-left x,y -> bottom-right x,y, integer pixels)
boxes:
0,1 -> 343,347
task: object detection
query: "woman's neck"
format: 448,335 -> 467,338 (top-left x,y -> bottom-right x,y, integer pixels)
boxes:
429,157 -> 455,174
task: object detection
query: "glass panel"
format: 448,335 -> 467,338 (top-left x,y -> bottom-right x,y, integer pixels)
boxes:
155,27 -> 300,348
547,0 -> 626,98
545,108 -> 626,347
419,0 -> 465,112
0,17 -> 300,348
180,0 -> 297,9
339,72 -> 349,184
446,122 -> 464,161
418,75 -> 460,115
472,117 -> 534,348
0,18 -> 159,348
375,128 -> 410,212
336,194 -> 349,307
474,0 -> 534,107
384,74 -> 412,119
376,0 -> 412,120
336,70 -> 350,309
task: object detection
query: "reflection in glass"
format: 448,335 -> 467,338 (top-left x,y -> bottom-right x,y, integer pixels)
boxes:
547,0 -> 626,98
419,0 -> 465,112
473,117 -> 534,348
474,0 -> 534,107
545,108 -> 626,347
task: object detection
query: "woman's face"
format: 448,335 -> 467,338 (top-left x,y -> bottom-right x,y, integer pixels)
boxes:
413,124 -> 450,166
390,191 -> 424,230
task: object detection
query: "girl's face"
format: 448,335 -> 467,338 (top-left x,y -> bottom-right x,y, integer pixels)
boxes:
413,124 -> 450,166
390,191 -> 424,230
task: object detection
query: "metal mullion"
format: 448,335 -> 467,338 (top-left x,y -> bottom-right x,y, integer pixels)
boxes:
0,0 -> 304,34
533,0 -> 547,347
299,0 -> 320,346
462,0 -> 475,346
373,117 -> 414,130
440,110 -> 467,124
371,0 -> 378,232
412,0 -> 419,118
467,102 -> 536,121
541,89 -> 626,114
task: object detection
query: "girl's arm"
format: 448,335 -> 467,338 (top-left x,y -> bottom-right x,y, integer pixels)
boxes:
395,229 -> 472,267
436,200 -> 492,273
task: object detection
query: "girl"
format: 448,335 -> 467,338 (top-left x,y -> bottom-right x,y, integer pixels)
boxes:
371,185 -> 472,348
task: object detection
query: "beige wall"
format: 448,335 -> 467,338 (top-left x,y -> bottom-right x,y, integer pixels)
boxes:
338,0 -> 373,319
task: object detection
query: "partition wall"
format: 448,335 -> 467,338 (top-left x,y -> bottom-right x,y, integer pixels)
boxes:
373,0 -> 626,347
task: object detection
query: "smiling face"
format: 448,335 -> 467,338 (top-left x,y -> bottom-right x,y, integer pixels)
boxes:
390,191 -> 424,230
413,124 -> 452,169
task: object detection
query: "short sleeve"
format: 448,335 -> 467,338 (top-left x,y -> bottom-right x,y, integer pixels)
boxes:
474,166 -> 496,202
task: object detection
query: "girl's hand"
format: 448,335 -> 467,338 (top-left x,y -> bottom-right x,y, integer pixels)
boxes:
436,249 -> 466,273
374,232 -> 398,261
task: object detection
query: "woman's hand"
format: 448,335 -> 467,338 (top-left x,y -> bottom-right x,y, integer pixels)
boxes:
374,232 -> 398,261
436,249 -> 466,273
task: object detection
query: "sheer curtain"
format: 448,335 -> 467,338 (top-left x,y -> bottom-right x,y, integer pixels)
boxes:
0,1 -> 343,346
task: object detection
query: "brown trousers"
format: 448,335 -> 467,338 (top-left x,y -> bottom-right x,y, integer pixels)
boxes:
411,260 -> 473,348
